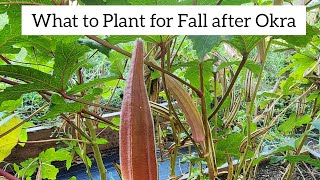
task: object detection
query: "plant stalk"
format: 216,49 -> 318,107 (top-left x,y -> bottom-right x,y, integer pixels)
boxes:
85,119 -> 106,180
285,98 -> 318,180
208,53 -> 249,121
235,38 -> 270,179
160,42 -> 179,177
199,62 -> 218,178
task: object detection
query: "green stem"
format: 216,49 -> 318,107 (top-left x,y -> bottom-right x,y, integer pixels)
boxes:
145,61 -> 203,97
235,39 -> 270,179
285,98 -> 318,180
86,119 -> 106,180
81,144 -> 94,180
81,109 -> 119,128
87,35 -> 203,98
208,53 -> 249,121
213,72 -> 218,139
170,36 -> 187,66
61,114 -> 92,142
199,62 -> 218,178
160,42 -> 178,177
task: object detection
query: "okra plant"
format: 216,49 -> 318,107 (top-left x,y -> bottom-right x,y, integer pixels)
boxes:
0,0 -> 320,180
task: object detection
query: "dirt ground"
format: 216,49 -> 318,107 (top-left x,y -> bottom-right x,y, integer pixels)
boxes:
255,162 -> 320,180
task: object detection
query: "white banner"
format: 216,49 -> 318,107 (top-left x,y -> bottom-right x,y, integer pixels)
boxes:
21,5 -> 306,35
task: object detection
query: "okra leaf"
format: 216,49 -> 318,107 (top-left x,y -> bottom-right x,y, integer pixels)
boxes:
52,42 -> 89,90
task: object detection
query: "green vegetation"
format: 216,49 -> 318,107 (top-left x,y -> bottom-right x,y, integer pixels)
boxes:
0,0 -> 320,180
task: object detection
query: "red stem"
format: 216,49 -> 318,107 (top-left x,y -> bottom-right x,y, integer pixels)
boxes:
0,169 -> 19,180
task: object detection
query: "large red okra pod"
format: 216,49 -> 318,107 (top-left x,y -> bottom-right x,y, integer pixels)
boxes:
120,39 -> 158,180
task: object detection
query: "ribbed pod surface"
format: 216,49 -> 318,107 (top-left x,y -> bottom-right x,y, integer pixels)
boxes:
165,74 -> 205,143
120,39 -> 158,180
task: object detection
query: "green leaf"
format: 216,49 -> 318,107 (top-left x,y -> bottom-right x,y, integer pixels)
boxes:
180,152 -> 206,164
68,75 -> 119,95
216,133 -> 244,158
285,155 -> 320,168
0,116 -> 22,162
41,88 -> 102,120
275,24 -> 318,47
220,0 -> 252,5
98,122 -> 108,128
0,83 -> 51,105
217,60 -> 261,75
98,117 -> 120,130
0,26 -> 21,54
36,148 -> 71,179
110,117 -> 120,130
252,155 -> 268,166
42,164 -> 59,179
0,12 -> 8,30
14,36 -> 55,54
257,91 -> 280,99
78,38 -> 110,56
0,5 -> 21,40
107,35 -> 140,44
52,42 -> 89,90
16,158 -> 39,178
109,52 -> 126,77
0,65 -> 59,89
274,146 -> 295,154
128,0 -> 214,5
279,114 -> 312,134
40,148 -> 71,163
287,53 -> 316,82
128,0 -> 155,4
184,61 -> 213,89
65,151 -> 74,170
225,36 -> 265,55
18,122 -> 32,147
306,90 -> 320,102
0,97 -> 22,112
96,138 -> 108,144
220,96 -> 231,110
111,117 -> 120,126
107,35 -> 162,44
244,122 -> 257,135
80,0 -> 128,5
188,36 -> 226,60
281,77 -> 295,95
0,1 -> 54,50
18,130 -> 27,147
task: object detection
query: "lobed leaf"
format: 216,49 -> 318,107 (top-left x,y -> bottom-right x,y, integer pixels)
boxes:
279,114 -> 312,134
68,75 -> 119,95
217,60 -> 261,75
0,115 -> 22,162
52,42 -> 89,90
0,65 -> 60,89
